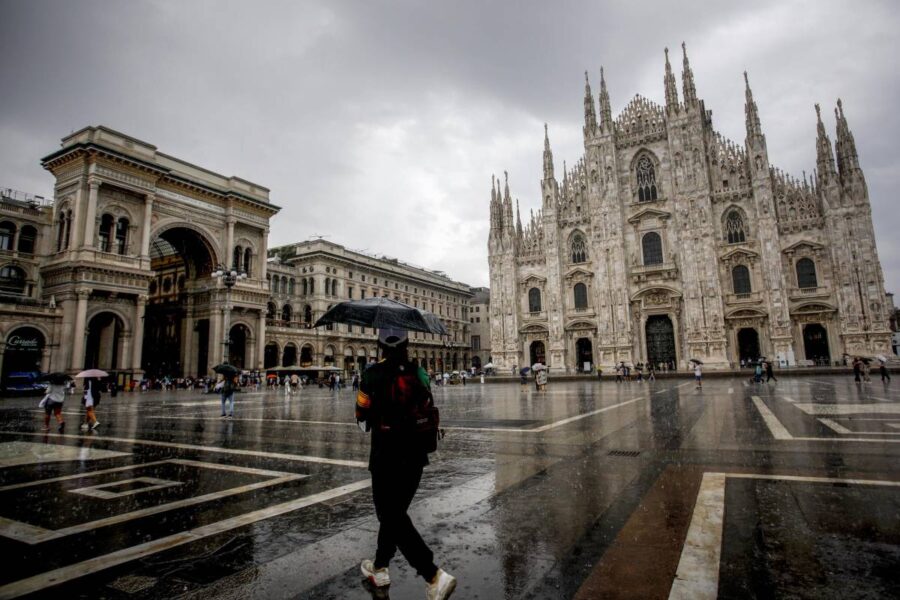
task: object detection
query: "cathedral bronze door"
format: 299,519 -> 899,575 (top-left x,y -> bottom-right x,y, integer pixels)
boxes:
803,323 -> 830,365
646,315 -> 676,368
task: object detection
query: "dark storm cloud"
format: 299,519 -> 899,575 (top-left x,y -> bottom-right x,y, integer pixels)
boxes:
1,0 -> 898,294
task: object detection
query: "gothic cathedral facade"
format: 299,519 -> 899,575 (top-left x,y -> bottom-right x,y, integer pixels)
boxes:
488,45 -> 893,372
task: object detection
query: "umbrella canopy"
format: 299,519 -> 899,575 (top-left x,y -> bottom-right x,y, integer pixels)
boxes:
75,369 -> 108,378
877,354 -> 889,364
689,358 -> 703,365
213,363 -> 240,376
532,363 -> 546,371
41,372 -> 72,384
519,367 -> 531,376
314,297 -> 448,335
483,363 -> 494,369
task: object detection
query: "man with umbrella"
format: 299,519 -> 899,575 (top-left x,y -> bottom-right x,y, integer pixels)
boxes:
214,364 -> 239,418
315,299 -> 456,598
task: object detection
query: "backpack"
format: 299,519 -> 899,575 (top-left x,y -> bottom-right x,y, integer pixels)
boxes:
375,364 -> 443,454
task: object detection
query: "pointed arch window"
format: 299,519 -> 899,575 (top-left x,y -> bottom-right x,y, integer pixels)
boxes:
725,210 -> 746,244
528,287 -> 542,312
281,304 -> 292,323
796,258 -> 817,289
636,155 -> 658,202
641,232 -> 663,265
573,283 -> 588,309
571,232 -> 587,263
302,278 -> 308,295
304,304 -> 313,325
732,265 -> 751,294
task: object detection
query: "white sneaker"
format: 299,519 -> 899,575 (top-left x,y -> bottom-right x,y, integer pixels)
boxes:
426,569 -> 456,600
90,421 -> 100,430
360,559 -> 390,588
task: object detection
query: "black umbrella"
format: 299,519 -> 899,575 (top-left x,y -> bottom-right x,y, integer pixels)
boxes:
314,297 -> 448,335
41,372 -> 72,384
689,358 -> 704,365
213,363 -> 240,376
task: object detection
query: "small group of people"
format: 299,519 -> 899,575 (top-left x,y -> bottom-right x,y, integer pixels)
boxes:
750,360 -> 778,383
851,356 -> 891,383
612,361 -> 656,382
39,376 -> 103,432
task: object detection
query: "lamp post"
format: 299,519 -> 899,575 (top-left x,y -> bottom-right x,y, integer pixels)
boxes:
212,265 -> 247,365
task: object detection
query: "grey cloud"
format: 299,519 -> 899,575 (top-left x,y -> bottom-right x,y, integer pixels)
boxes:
1,0 -> 898,293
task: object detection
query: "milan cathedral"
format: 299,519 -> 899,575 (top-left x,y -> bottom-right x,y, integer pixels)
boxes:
488,44 -> 892,372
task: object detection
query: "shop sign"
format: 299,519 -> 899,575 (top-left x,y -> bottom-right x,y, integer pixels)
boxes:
6,335 -> 42,350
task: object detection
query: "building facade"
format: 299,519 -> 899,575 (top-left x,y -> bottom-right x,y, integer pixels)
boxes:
0,126 -> 278,387
468,287 -> 491,370
489,45 -> 893,373
0,128 -> 475,387
264,240 -> 472,374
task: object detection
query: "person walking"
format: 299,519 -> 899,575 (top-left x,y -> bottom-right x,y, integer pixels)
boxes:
880,360 -> 891,383
81,377 -> 101,430
852,357 -> 862,383
753,362 -> 763,384
356,328 -> 456,599
596,365 -> 603,381
765,360 -> 777,383
41,381 -> 67,432
694,362 -> 703,389
535,367 -> 548,391
647,364 -> 655,381
220,374 -> 236,418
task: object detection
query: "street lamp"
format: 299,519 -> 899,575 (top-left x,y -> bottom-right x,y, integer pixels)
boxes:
212,264 -> 247,364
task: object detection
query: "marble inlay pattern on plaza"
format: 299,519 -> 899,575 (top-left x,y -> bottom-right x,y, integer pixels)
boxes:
0,375 -> 898,599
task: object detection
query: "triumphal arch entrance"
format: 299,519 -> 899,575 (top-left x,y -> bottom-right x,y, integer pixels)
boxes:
40,126 -> 278,384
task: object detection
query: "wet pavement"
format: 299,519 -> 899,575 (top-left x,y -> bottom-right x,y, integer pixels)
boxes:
0,376 -> 898,599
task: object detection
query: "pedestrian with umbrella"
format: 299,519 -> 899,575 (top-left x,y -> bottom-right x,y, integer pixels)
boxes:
75,369 -> 107,430
314,300 -> 456,599
39,372 -> 70,432
690,359 -> 703,389
878,355 -> 891,383
214,364 -> 239,418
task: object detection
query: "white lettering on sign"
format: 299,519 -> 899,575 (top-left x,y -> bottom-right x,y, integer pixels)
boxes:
7,335 -> 42,349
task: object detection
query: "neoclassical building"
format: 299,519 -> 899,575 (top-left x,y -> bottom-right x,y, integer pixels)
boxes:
489,45 -> 893,372
0,126 -> 277,387
0,127 -> 475,387
263,239 -> 473,375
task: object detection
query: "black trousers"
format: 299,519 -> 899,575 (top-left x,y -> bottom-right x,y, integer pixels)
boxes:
371,463 -> 437,581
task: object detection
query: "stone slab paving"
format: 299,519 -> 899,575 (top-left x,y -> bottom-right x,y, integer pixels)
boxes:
0,375 -> 897,599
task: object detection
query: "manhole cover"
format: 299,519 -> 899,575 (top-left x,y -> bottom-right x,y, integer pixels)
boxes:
607,450 -> 641,458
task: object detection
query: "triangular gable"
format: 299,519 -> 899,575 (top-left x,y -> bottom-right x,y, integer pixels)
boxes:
627,207 -> 671,224
783,240 -> 825,253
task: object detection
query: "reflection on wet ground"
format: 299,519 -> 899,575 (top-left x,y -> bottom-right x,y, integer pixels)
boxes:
0,375 -> 898,598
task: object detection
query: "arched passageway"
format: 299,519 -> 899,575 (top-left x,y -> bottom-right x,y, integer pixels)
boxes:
576,338 -> 593,372
85,312 -> 125,371
803,323 -> 830,365
264,343 -> 279,369
143,227 -> 216,378
529,341 -> 546,366
646,315 -> 676,369
737,328 -> 760,364
228,324 -> 249,369
2,327 -> 45,383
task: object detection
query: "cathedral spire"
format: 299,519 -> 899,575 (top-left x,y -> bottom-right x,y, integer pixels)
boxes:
583,71 -> 597,134
681,42 -> 697,105
543,123 -> 555,180
815,103 -> 837,183
598,66 -> 612,132
834,98 -> 860,177
664,47 -> 679,113
515,198 -> 523,238
743,71 -> 764,143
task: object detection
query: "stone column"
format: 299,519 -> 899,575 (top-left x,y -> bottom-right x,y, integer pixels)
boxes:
82,179 -> 100,249
70,184 -> 85,249
257,312 -> 266,369
259,227 -> 269,281
40,347 -> 51,373
131,295 -> 147,377
140,193 -> 155,258
226,218 -> 236,268
70,290 -> 90,371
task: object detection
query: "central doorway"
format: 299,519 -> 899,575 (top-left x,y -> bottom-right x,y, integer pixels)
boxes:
737,328 -> 761,364
646,315 -> 676,369
143,227 -> 216,378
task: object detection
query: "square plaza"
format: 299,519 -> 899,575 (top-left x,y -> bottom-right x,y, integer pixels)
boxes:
0,376 -> 898,598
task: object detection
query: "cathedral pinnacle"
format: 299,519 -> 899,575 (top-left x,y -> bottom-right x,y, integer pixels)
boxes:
664,47 -> 679,112
598,66 -> 612,131
584,71 -> 597,133
743,71 -> 763,143
834,98 -> 860,178
681,42 -> 697,105
815,103 -> 837,181
543,123 -> 555,180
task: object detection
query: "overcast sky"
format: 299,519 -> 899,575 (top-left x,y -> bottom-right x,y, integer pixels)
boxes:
1,0 -> 898,294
